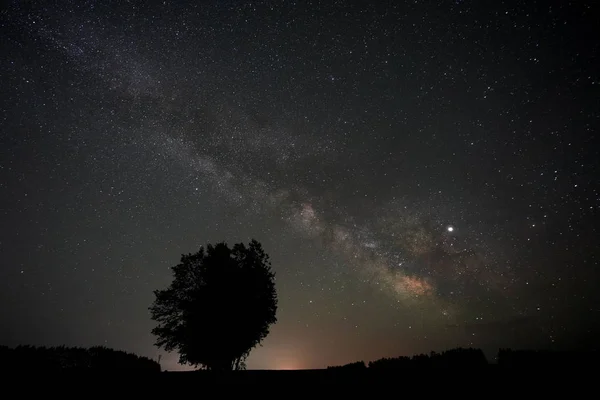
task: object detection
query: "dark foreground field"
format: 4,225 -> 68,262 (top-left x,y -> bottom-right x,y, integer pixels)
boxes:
158,366 -> 589,384
5,366 -> 593,396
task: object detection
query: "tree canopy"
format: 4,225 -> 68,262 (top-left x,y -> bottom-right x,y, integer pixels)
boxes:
149,239 -> 277,371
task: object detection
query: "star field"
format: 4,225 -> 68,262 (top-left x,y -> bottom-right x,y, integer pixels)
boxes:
1,1 -> 599,370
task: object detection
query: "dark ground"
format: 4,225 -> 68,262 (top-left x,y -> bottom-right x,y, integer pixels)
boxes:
10,367 -> 590,394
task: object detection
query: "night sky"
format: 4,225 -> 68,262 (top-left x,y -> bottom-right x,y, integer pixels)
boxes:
1,1 -> 599,370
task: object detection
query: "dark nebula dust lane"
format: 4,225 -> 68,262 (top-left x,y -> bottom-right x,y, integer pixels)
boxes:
1,1 -> 599,370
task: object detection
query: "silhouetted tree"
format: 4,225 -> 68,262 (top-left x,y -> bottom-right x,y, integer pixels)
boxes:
149,240 -> 278,371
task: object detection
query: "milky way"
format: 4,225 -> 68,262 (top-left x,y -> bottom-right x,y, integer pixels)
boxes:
1,1 -> 599,370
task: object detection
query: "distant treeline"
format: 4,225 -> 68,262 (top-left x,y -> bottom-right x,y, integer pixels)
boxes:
0,345 -> 160,371
370,347 -> 488,368
497,348 -> 594,366
328,347 -> 595,369
328,347 -> 486,370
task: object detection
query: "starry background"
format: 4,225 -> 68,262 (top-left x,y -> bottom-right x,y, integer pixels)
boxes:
1,0 -> 599,370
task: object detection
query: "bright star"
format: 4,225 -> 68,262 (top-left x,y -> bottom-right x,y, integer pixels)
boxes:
447,226 -> 454,232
